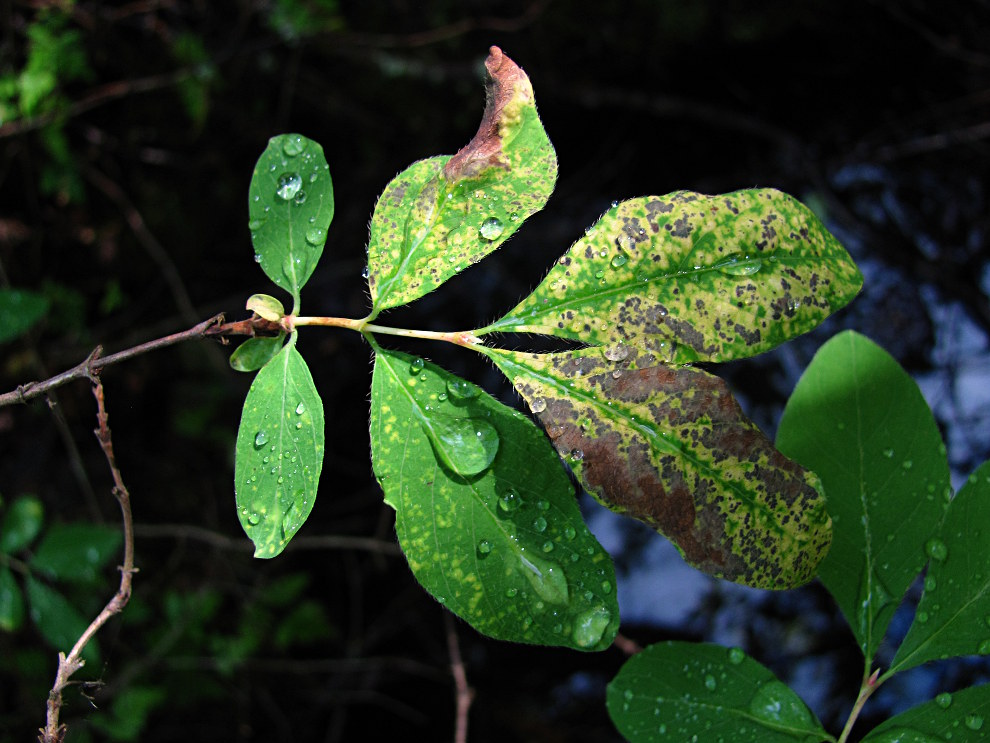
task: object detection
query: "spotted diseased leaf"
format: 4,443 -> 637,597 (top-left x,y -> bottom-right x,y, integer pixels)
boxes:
370,347 -> 618,651
481,190 -> 862,364
248,133 -> 334,302
777,331 -> 950,660
234,335 -> 324,558
889,460 -> 990,674
366,47 -> 557,315
486,346 -> 830,589
608,642 -> 829,743
863,683 -> 990,742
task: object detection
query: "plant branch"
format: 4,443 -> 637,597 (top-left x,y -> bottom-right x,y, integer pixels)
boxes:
443,612 -> 474,743
837,668 -> 882,743
40,379 -> 136,743
293,315 -> 483,347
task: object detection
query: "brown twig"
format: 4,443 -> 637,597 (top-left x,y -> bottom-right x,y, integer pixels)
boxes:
612,633 -> 642,656
443,612 -> 474,743
0,313 -> 281,408
40,379 -> 137,743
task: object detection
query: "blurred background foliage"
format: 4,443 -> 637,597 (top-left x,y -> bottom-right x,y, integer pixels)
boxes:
1,0 -> 988,741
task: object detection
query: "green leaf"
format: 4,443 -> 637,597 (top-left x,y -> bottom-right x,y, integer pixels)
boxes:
90,685 -> 168,742
25,576 -> 99,664
370,348 -> 618,651
0,494 -> 44,554
234,335 -> 324,558
481,190 -> 862,364
246,293 -> 285,321
607,641 -> 831,742
229,335 -> 285,372
485,346 -> 830,589
890,460 -> 990,673
776,331 -> 950,661
863,684 -> 990,742
0,566 -> 25,632
0,288 -> 50,344
367,47 -> 557,315
248,133 -> 334,302
29,523 -> 122,583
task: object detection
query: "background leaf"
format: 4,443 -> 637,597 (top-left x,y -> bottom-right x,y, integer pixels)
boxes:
607,641 -> 831,742
25,576 -> 99,665
0,288 -> 50,344
480,190 -> 861,364
863,683 -> 990,742
370,347 -> 618,651
0,494 -> 44,554
29,523 -> 121,583
366,47 -> 557,315
776,331 -> 950,661
0,566 -> 25,631
486,346 -> 830,589
247,133 -> 333,301
890,460 -> 990,673
234,336 -> 324,558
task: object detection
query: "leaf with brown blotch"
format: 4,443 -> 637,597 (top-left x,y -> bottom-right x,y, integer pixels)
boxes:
484,345 -> 832,589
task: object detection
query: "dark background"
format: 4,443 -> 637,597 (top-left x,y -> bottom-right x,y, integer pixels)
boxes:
1,1 -> 989,741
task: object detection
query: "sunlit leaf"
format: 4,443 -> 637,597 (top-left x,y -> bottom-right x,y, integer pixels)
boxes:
607,641 -> 830,742
370,347 -> 618,651
863,684 -> 990,742
480,190 -> 861,364
234,335 -> 324,558
30,523 -> 121,583
0,494 -> 44,554
890,460 -> 990,673
367,47 -> 557,315
0,288 -> 50,344
486,346 -> 830,589
776,331 -> 950,660
248,133 -> 334,301
0,567 -> 25,632
25,576 -> 98,664
229,335 -> 285,372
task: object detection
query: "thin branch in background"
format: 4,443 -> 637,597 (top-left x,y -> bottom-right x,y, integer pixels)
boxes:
613,633 -> 642,656
40,379 -> 137,743
444,611 -> 474,743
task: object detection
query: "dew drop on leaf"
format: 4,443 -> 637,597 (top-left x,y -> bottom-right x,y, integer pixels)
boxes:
293,190 -> 307,205
248,218 -> 265,231
883,448 -> 895,458
517,553 -> 568,604
570,449 -> 585,461
563,526 -> 576,540
424,415 -> 499,476
446,378 -> 480,401
305,227 -> 325,246
603,343 -> 629,361
282,135 -> 306,157
717,256 -> 763,276
409,357 -> 425,374
610,254 -> 628,268
533,516 -> 547,533
275,172 -> 303,201
978,639 -> 990,654
966,715 -> 984,731
498,489 -> 522,513
935,692 -> 952,708
477,539 -> 492,558
479,217 -> 504,240
728,647 -> 745,665
748,681 -> 813,727
295,401 -> 306,415
704,674 -> 717,691
542,540 -> 554,553
925,538 -> 948,561
254,430 -> 268,447
572,606 -> 610,648
530,397 -> 547,413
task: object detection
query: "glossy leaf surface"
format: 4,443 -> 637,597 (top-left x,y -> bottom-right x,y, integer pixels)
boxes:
890,460 -> 990,673
0,288 -> 50,344
0,494 -> 44,554
482,190 -> 861,364
25,577 -> 98,664
234,336 -> 324,558
367,47 -> 556,314
247,133 -> 333,301
370,348 -> 618,650
30,523 -> 121,583
864,683 -> 990,742
229,335 -> 285,372
607,641 -> 830,742
486,346 -> 830,589
777,331 -> 950,660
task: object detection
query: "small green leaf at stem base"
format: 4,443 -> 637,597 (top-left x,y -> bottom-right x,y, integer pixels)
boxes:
607,641 -> 832,742
234,337 -> 324,558
229,335 -> 286,372
370,347 -> 618,651
485,346 -> 830,590
776,331 -> 950,661
482,189 -> 861,364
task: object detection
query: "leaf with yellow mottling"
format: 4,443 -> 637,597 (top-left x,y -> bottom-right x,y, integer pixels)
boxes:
366,47 -> 557,316
480,189 -> 861,364
370,346 -> 618,650
484,345 -> 831,589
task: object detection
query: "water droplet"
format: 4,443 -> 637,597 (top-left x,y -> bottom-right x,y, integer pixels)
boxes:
563,526 -> 576,540
530,398 -> 547,413
305,227 -> 325,246
610,254 -> 628,268
572,606 -> 611,648
361,266 -> 370,280
295,401 -> 306,415
275,172 -> 303,201
748,681 -> 813,727
282,253 -> 307,282
506,587 -> 518,598
477,539 -> 492,558
542,540 -> 554,553
479,217 -> 504,240
536,499 -> 550,512
533,516 -> 548,533
247,511 -> 261,526
728,647 -> 745,665
446,378 -> 480,401
254,430 -> 268,447
704,674 -> 717,691
282,135 -> 306,156
498,489 -> 522,513
902,460 -> 913,469
867,729 -> 944,743
924,575 -> 937,592
717,256 -> 763,276
517,553 -> 568,604
883,448 -> 895,458
293,190 -> 307,205
423,415 -> 499,476
935,692 -> 952,708
925,538 -> 948,561
409,357 -> 425,374
570,449 -> 584,461
437,392 -> 448,402
603,343 -> 629,361
254,254 -> 263,263
248,218 -> 265,231
601,580 -> 612,594
978,638 -> 990,654
916,611 -> 929,623
966,715 -> 984,731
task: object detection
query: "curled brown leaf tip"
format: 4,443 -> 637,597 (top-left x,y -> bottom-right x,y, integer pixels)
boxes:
444,46 -> 533,182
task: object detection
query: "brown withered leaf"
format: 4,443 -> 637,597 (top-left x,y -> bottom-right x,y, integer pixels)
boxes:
485,346 -> 832,589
